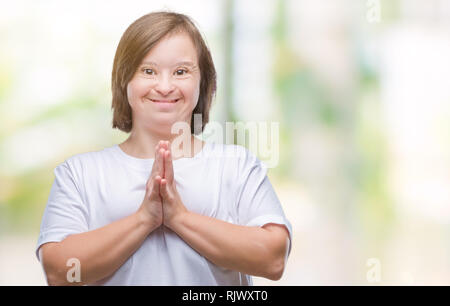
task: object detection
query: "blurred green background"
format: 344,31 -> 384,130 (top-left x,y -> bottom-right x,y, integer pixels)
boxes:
1,0 -> 450,285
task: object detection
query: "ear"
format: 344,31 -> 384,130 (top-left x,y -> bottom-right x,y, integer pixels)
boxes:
125,84 -> 132,107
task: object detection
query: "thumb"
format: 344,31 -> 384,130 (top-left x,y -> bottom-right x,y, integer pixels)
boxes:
160,178 -> 168,199
148,176 -> 161,200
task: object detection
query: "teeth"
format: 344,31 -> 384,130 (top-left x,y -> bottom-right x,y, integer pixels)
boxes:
151,99 -> 178,103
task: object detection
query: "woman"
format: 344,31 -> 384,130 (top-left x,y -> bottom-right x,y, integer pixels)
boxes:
36,11 -> 292,286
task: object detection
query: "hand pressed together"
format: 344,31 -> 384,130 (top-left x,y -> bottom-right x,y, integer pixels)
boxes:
137,140 -> 188,231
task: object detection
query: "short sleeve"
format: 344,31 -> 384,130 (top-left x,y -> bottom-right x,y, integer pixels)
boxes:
35,161 -> 89,261
235,152 -> 293,256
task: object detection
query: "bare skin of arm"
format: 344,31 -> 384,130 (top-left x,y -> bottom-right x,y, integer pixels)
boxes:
39,141 -> 168,286
159,146 -> 291,281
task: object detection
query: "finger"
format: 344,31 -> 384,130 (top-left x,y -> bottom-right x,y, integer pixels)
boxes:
164,150 -> 174,182
158,140 -> 166,151
159,147 -> 166,179
160,178 -> 168,199
149,175 -> 161,200
156,147 -> 165,175
150,142 -> 162,178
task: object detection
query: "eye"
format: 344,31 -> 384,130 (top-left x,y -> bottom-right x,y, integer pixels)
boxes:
175,69 -> 188,76
143,68 -> 155,75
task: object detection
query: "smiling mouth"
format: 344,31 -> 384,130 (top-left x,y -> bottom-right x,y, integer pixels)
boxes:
148,98 -> 180,103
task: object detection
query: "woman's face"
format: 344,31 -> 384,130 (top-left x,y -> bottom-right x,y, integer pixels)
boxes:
127,31 -> 201,132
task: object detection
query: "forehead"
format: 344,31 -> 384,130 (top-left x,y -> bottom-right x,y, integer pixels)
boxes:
140,32 -> 198,66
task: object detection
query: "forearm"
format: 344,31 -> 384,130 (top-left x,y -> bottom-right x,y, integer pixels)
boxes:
43,211 -> 157,285
169,211 -> 281,279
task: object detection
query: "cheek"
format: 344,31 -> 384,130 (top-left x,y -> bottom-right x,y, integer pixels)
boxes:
182,80 -> 201,105
127,80 -> 149,103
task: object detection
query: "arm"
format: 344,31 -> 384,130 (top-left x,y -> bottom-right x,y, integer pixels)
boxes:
168,212 -> 290,281
39,141 -> 168,286
159,145 -> 290,281
39,210 -> 157,286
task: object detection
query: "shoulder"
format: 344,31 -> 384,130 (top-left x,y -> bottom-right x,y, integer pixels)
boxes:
57,145 -> 115,174
204,142 -> 255,161
205,142 -> 263,174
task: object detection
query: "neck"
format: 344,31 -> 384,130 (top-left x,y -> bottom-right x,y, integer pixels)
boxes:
119,127 -> 197,160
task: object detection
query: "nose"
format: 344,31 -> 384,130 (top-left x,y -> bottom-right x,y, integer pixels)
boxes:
154,73 -> 175,96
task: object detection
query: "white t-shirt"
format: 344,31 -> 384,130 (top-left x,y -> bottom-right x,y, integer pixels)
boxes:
36,141 -> 293,285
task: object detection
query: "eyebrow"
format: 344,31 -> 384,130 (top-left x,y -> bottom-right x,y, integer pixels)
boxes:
140,61 -> 196,67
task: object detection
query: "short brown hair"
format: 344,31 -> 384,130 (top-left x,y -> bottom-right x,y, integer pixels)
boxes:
111,11 -> 217,134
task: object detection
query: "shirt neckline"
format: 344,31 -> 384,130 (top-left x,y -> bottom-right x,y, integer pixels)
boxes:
111,141 -> 212,172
